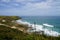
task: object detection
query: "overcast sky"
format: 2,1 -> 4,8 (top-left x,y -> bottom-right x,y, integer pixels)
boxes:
0,0 -> 60,16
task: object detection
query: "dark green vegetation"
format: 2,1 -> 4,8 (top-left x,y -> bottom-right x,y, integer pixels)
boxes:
0,25 -> 27,40
0,16 -> 21,26
0,16 -> 60,40
0,25 -> 60,40
0,16 -> 21,20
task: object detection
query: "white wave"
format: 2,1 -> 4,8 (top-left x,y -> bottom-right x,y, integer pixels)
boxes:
16,20 -> 30,25
35,25 -> 43,31
43,24 -> 54,27
44,29 -> 60,37
16,20 -> 60,37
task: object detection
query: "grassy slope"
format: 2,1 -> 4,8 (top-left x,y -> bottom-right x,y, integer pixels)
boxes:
0,16 -> 60,40
0,25 -> 60,40
0,25 -> 28,40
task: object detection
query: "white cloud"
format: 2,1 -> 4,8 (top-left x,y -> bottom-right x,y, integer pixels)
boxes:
1,0 -> 52,9
15,0 -> 26,2
23,0 -> 53,9
15,0 -> 39,2
1,0 -> 10,2
25,2 -> 51,9
0,0 -> 55,9
10,3 -> 20,7
0,0 -> 60,16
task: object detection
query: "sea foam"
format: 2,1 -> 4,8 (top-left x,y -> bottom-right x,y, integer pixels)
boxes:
43,24 -> 54,27
16,20 -> 60,37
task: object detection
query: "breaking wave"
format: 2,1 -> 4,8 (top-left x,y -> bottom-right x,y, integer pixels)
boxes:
43,23 -> 54,27
16,20 -> 60,37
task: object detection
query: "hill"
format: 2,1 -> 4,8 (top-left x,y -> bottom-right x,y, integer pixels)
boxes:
0,25 -> 28,40
0,25 -> 60,40
0,16 -> 60,40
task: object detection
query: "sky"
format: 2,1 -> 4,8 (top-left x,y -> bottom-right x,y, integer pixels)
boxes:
0,0 -> 60,16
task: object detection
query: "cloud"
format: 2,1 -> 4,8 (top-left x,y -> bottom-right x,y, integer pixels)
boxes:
25,2 -> 51,9
0,0 -> 44,2
0,0 -> 60,16
0,0 -> 11,2
15,0 -> 42,2
0,0 -> 53,9
16,0 -> 53,9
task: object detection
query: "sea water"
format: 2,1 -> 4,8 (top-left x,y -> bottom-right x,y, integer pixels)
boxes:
17,16 -> 60,37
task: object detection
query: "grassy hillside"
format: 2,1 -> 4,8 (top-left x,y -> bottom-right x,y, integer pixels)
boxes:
0,16 -> 60,40
0,16 -> 21,26
0,25 -> 60,40
0,25 -> 28,40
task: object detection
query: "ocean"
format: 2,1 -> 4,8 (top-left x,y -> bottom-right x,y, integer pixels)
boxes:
18,16 -> 60,36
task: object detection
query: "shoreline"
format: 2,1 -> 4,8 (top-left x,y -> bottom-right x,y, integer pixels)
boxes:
16,19 -> 60,37
0,16 -> 60,37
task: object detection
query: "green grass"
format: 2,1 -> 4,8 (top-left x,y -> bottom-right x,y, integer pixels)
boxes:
0,16 -> 21,26
0,25 -> 60,40
0,25 -> 28,40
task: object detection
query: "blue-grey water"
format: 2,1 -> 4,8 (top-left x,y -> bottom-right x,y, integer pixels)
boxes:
21,16 -> 60,33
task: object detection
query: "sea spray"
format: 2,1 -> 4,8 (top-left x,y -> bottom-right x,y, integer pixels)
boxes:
43,24 -> 54,27
16,20 -> 60,37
